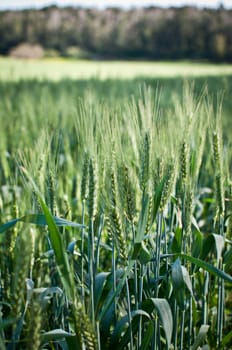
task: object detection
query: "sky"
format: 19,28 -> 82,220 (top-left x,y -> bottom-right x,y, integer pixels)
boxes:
0,0 -> 232,10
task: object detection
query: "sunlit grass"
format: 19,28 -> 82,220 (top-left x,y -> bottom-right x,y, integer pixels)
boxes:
1,57 -> 232,81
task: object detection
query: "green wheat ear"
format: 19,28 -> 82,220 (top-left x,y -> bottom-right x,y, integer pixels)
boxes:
145,191 -> 153,235
109,168 -> 127,263
26,299 -> 42,350
160,162 -> 176,211
9,192 -> 19,253
213,131 -> 221,170
72,302 -> 98,350
123,164 -> 136,223
180,140 -> 189,187
81,151 -> 89,202
213,131 -> 225,215
139,131 -> 150,193
11,229 -> 32,321
46,170 -> 56,215
88,158 -> 98,220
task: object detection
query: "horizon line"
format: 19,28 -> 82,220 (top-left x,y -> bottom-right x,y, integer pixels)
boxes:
0,4 -> 231,10
0,0 -> 231,11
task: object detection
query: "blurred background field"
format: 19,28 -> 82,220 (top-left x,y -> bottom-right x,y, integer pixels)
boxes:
1,57 -> 232,133
1,58 -> 232,80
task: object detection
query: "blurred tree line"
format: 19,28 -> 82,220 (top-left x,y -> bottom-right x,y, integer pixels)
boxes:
0,5 -> 232,61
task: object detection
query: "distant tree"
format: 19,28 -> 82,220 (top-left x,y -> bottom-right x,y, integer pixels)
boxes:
0,6 -> 232,61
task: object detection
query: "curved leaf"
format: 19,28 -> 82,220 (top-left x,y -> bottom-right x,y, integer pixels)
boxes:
220,329 -> 232,348
39,286 -> 63,296
21,214 -> 84,228
201,233 -> 225,264
41,329 -> 75,342
171,227 -> 182,254
67,240 -> 78,254
224,246 -> 232,273
180,254 -> 232,283
212,234 -> 225,263
21,168 -> 76,302
139,320 -> 154,350
136,193 -> 150,243
132,241 -> 151,264
152,178 -> 166,221
97,260 -> 135,322
192,230 -> 203,258
0,214 -> 84,235
172,258 -> 193,310
142,298 -> 173,349
94,272 -> 111,315
111,310 -> 150,348
0,219 -> 19,233
26,279 -> 34,303
38,197 -> 75,301
191,324 -> 209,350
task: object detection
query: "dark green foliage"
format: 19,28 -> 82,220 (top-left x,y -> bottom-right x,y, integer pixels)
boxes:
0,6 -> 232,61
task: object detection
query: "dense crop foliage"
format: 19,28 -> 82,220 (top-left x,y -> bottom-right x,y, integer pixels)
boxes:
0,77 -> 232,349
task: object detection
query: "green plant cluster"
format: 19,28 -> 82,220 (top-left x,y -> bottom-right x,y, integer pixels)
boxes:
0,79 -> 232,349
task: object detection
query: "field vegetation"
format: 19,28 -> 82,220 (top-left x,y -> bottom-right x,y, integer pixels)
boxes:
0,65 -> 232,349
1,57 -> 232,81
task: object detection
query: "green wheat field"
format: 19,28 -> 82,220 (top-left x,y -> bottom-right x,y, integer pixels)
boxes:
0,59 -> 232,349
